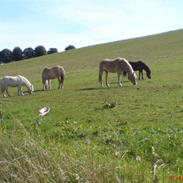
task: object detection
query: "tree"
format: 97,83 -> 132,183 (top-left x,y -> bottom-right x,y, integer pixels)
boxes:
34,45 -> 46,57
12,47 -> 23,61
0,49 -> 12,63
23,47 -> 35,59
65,45 -> 75,51
47,48 -> 58,54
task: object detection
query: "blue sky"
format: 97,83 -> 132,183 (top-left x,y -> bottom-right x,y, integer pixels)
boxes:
0,0 -> 183,51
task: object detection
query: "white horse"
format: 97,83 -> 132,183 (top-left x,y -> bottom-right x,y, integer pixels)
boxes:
0,75 -> 34,97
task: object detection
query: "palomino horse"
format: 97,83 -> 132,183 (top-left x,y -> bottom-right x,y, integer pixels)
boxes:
42,65 -> 65,90
98,57 -> 137,87
0,75 -> 34,97
123,61 -> 151,80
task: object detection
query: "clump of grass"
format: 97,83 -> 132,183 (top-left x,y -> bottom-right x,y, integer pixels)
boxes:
103,101 -> 117,109
0,121 -> 66,182
1,119 -> 178,183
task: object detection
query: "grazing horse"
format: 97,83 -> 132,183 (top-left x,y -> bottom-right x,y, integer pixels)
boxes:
42,65 -> 65,90
0,75 -> 34,97
124,61 -> 151,80
98,57 -> 137,87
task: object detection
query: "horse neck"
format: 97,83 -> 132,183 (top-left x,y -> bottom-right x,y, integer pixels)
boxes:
125,64 -> 134,75
20,76 -> 31,88
142,63 -> 151,74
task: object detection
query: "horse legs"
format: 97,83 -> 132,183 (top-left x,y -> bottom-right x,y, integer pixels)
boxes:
2,88 -> 9,97
5,87 -> 11,97
20,87 -> 24,96
42,79 -> 47,90
17,86 -> 20,96
105,71 -> 110,87
139,70 -> 144,80
141,71 -> 144,80
3,92 -> 7,97
17,86 -> 24,96
3,90 -> 7,97
0,85 -> 7,97
117,73 -> 122,87
48,80 -> 51,90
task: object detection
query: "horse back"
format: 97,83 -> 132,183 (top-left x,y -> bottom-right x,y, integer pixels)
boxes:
99,58 -> 132,73
42,66 -> 65,80
129,61 -> 144,71
99,59 -> 121,73
1,76 -> 21,87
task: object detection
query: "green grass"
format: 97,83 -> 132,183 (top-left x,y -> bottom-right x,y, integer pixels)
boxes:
1,29 -> 183,182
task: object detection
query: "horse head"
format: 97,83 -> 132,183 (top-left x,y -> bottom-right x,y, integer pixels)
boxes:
128,72 -> 137,85
146,70 -> 151,79
28,84 -> 34,94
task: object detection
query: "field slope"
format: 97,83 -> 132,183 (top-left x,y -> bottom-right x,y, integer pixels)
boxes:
1,29 -> 183,182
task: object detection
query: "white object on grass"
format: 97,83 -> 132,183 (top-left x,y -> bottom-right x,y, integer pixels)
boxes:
39,107 -> 50,116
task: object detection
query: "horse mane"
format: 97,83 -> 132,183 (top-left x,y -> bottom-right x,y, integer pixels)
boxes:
43,67 -> 49,72
18,75 -> 32,87
121,58 -> 134,75
138,61 -> 151,74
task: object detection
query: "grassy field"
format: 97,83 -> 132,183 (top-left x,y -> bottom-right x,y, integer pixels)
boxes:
1,29 -> 183,182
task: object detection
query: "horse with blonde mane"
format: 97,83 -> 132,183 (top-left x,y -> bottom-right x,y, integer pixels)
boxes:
98,57 -> 137,87
0,75 -> 34,97
42,65 -> 65,90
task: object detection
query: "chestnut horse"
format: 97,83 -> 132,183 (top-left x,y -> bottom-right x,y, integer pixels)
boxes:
98,57 -> 137,87
42,65 -> 65,90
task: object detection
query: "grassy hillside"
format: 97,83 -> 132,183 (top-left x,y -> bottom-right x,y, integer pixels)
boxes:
1,29 -> 183,182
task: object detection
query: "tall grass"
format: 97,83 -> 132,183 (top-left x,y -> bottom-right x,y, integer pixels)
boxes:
1,118 -> 182,182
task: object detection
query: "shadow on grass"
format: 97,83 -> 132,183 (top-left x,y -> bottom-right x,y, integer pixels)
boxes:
77,80 -> 132,91
77,87 -> 108,91
33,88 -> 58,93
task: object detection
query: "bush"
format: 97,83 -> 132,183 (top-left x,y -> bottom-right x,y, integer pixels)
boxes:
34,45 -> 46,57
65,45 -> 76,51
47,48 -> 58,54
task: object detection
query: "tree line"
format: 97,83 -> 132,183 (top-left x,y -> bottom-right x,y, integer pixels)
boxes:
0,45 -> 58,64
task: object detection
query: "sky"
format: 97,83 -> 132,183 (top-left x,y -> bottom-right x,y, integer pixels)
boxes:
0,0 -> 183,52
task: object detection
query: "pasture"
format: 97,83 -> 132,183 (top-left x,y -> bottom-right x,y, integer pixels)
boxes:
1,30 -> 183,182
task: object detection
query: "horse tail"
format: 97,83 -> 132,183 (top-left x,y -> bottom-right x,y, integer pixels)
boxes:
61,72 -> 65,86
98,72 -> 102,83
42,72 -> 45,84
98,62 -> 103,83
0,78 -> 5,93
42,69 -> 47,85
0,78 -> 3,92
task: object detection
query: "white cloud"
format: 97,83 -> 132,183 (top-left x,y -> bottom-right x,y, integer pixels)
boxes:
51,0 -> 183,42
0,0 -> 183,51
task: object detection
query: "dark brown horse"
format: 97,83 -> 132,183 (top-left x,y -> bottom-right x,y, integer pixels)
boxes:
124,61 -> 151,80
